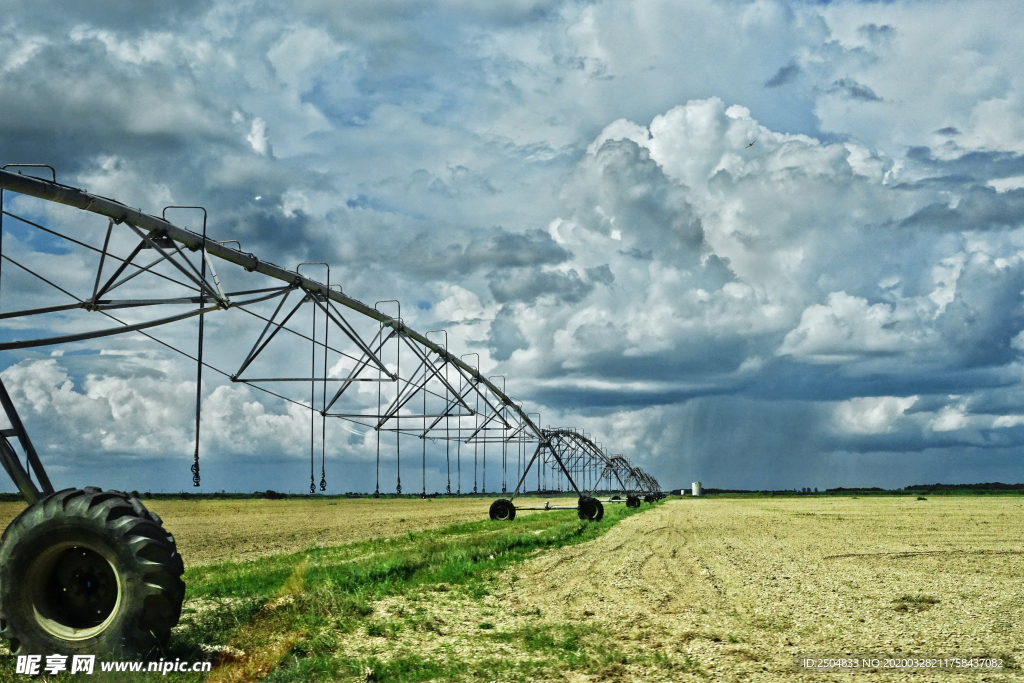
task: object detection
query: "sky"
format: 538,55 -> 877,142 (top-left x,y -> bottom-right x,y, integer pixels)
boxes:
3,0 -> 1024,494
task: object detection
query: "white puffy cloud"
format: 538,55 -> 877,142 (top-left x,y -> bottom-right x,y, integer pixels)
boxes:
246,118 -> 271,156
498,98 -> 912,382
930,404 -> 969,432
267,26 -> 347,93
778,292 -> 933,362
0,358 -> 194,458
199,383 -> 309,456
834,395 -> 918,435
812,0 -> 1024,156
5,0 -> 1024,492
0,357 -> 328,466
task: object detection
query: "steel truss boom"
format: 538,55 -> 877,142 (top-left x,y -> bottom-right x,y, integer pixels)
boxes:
508,428 -> 660,499
0,168 -> 542,437
0,167 -> 661,497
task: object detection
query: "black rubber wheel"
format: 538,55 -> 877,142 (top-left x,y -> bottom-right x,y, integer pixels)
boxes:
626,496 -> 641,508
488,499 -> 516,521
576,496 -> 604,521
0,487 -> 185,657
643,494 -> 654,504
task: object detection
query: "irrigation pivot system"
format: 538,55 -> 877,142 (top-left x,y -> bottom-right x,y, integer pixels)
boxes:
0,165 -> 661,656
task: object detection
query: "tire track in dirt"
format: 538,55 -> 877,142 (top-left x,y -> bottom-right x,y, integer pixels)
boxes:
329,497 -> 1023,682
501,503 -> 713,629
493,498 -> 1024,681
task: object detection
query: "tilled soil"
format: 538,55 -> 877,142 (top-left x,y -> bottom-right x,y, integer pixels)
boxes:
0,495 -> 523,568
344,496 -> 1024,682
3,495 -> 1022,680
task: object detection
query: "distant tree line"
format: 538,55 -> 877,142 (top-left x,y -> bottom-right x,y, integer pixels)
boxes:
2,482 -> 1022,503
902,482 -> 1024,492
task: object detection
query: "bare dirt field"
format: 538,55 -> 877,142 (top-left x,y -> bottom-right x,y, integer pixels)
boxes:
3,495 -> 1022,681
342,496 -> 1024,682
0,495 -> 548,568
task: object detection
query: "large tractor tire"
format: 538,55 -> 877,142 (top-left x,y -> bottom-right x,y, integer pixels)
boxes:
626,495 -> 641,509
488,499 -> 516,521
577,496 -> 604,522
0,487 -> 185,657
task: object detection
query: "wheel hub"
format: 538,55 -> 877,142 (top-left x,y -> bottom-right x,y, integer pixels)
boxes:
30,543 -> 120,639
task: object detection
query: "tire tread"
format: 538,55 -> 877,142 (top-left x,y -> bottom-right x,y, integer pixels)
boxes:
0,487 -> 185,656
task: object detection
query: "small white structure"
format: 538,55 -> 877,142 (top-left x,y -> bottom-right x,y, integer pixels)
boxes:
692,481 -> 702,497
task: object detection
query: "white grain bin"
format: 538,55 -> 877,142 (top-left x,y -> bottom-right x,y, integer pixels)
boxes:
692,481 -> 702,497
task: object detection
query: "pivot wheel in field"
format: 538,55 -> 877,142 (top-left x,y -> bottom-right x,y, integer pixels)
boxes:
626,495 -> 641,509
489,499 -> 516,521
0,487 -> 185,656
577,496 -> 604,521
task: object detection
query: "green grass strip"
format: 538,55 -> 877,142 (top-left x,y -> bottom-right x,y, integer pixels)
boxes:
31,498 -> 651,682
0,501 -> 656,681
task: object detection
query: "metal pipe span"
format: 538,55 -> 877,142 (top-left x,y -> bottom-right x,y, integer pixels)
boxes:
0,168 -> 545,441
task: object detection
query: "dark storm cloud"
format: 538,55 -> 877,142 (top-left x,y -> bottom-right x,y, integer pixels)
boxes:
463,228 -> 570,271
934,255 -> 1024,368
521,325 -> 773,423
960,384 -> 1024,413
356,225 -> 571,282
3,0 -> 213,30
901,186 -> 1024,231
823,427 -> 983,456
529,383 -> 734,411
435,0 -> 572,27
857,23 -> 896,43
222,206 -> 323,263
765,60 -> 801,88
585,264 -> 614,286
618,248 -> 652,261
291,0 -> 572,38
746,359 -> 1017,403
5,0 -> 1024,494
562,139 -> 708,256
487,305 -> 527,361
829,78 -> 883,102
900,148 -> 1024,186
0,32 -> 228,149
489,267 -> 592,304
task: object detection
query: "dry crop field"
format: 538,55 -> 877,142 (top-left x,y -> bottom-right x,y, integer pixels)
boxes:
1,495 -> 1021,681
339,495 -> 1024,682
0,495 -> 540,567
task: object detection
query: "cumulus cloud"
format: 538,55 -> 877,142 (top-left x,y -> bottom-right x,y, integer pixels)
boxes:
487,305 -> 528,361
489,268 -> 592,305
834,395 -> 918,434
5,0 -> 1024,492
828,78 -> 884,102
488,93 -> 1024,485
778,292 -> 933,362
0,357 -> 321,463
765,60 -> 801,88
465,228 -> 570,272
246,118 -> 271,156
902,186 -> 1024,231
0,358 -> 195,459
